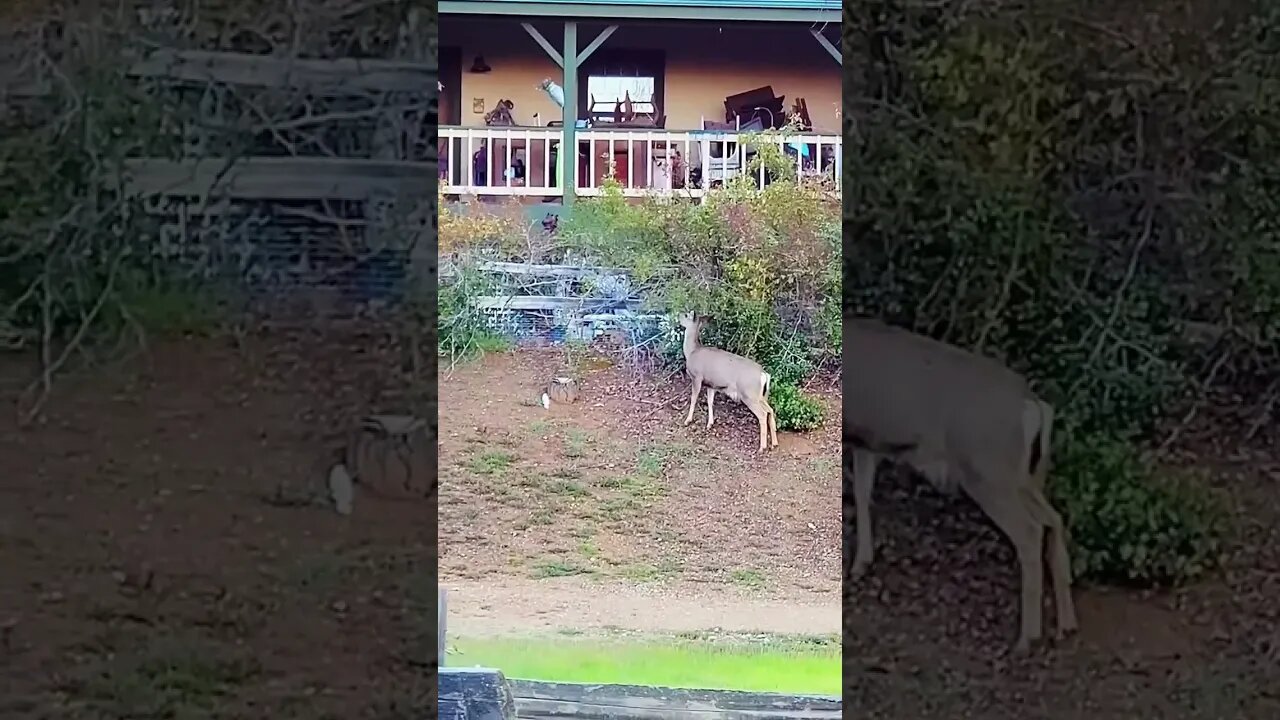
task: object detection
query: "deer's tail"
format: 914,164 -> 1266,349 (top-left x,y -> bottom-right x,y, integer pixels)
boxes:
761,371 -> 772,400
1026,398 -> 1054,491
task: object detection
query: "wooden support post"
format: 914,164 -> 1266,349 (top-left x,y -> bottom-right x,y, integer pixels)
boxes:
562,21 -> 578,205
521,22 -> 614,205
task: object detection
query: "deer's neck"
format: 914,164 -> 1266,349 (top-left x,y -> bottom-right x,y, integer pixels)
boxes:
682,327 -> 701,359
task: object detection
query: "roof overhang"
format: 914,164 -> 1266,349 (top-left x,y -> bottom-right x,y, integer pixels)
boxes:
439,1 -> 839,23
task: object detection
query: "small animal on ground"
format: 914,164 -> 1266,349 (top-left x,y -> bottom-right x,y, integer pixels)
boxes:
677,312 -> 777,451
547,376 -> 579,405
590,328 -> 629,352
843,317 -> 1078,653
340,414 -> 431,502
541,212 -> 559,235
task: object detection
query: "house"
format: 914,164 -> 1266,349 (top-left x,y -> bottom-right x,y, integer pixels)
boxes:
438,0 -> 841,204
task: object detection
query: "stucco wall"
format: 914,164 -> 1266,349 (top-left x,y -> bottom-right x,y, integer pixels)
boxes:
440,18 -> 840,133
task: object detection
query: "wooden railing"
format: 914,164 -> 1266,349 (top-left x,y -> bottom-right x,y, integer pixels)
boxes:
438,125 -> 841,198
438,126 -> 562,196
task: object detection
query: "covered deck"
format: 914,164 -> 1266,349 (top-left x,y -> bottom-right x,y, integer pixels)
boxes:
438,0 -> 841,201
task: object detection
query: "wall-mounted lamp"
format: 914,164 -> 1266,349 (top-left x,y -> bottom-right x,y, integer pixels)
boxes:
469,55 -> 491,73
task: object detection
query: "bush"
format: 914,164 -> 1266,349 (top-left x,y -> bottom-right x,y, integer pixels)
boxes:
1050,432 -> 1227,585
440,155 -> 840,427
842,5 -> 1280,584
545,127 -> 839,432
768,382 -> 824,432
437,258 -> 512,364
438,194 -> 529,260
558,125 -> 841,373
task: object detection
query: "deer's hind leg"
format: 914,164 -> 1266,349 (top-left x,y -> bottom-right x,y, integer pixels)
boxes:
762,399 -> 778,447
967,480 -> 1047,653
705,388 -> 716,430
1025,487 -> 1078,639
745,398 -> 770,451
849,447 -> 878,578
684,376 -> 704,426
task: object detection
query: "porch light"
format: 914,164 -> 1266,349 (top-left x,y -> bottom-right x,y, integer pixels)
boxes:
469,55 -> 491,73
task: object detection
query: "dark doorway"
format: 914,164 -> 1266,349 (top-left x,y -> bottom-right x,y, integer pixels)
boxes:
439,46 -> 462,125
439,46 -> 463,187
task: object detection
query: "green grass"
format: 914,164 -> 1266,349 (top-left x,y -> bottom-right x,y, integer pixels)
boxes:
74,632 -> 260,717
728,568 -> 768,590
467,449 -> 516,475
564,429 -> 591,458
448,635 -> 839,695
618,560 -> 682,582
530,559 -> 594,578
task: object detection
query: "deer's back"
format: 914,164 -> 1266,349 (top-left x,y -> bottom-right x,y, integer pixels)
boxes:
843,319 -> 1031,466
687,346 -> 764,394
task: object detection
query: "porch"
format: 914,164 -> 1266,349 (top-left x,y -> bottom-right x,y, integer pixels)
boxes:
438,0 -> 841,202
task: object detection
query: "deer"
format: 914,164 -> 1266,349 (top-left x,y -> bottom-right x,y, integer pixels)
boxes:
844,318 -> 1078,653
677,312 -> 778,452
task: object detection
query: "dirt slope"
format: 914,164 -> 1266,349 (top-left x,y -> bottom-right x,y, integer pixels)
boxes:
438,350 -> 843,630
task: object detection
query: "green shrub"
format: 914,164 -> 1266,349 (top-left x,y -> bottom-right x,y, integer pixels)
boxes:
1049,432 -> 1227,586
557,124 -> 840,414
768,383 -> 824,432
111,280 -> 227,339
844,5 -> 1272,585
438,260 -> 512,364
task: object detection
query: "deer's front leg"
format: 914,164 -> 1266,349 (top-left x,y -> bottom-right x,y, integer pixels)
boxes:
705,388 -> 716,429
683,376 -> 703,426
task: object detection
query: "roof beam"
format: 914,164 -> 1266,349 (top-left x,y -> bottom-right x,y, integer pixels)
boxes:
520,21 -> 617,69
441,1 -> 838,23
578,24 -> 617,63
810,27 -> 840,64
522,22 -> 564,66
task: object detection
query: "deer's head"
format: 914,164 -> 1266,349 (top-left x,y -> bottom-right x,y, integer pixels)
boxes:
677,312 -> 709,334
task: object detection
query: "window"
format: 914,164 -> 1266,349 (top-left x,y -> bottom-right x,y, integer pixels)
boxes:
579,49 -> 664,125
587,76 -> 656,119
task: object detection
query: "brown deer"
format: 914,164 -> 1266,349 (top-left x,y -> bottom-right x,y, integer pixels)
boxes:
678,312 -> 778,451
844,318 -> 1078,652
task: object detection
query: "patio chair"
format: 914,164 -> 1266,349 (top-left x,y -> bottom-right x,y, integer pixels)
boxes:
702,142 -> 742,186
692,116 -> 764,187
